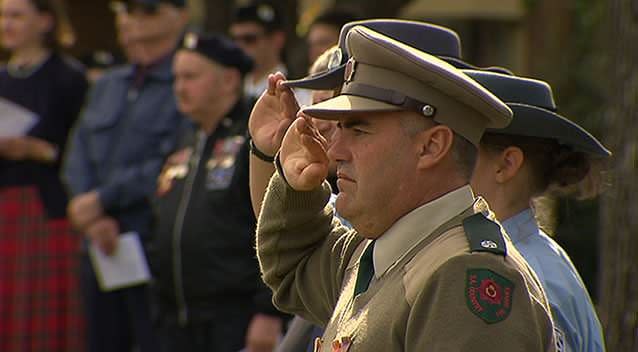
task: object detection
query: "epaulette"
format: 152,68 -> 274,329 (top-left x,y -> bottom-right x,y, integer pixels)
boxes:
462,213 -> 507,256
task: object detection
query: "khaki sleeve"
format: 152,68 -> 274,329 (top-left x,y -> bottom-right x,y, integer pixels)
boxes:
256,171 -> 364,326
405,253 -> 556,352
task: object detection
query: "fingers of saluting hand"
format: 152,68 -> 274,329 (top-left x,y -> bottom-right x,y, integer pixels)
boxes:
298,113 -> 328,150
278,82 -> 300,120
295,117 -> 328,171
267,72 -> 286,95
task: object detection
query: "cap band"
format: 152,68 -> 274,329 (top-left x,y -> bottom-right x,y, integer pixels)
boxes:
342,60 -> 487,144
342,82 -> 436,117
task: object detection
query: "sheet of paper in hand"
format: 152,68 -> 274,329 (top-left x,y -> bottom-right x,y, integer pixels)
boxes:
0,97 -> 39,138
89,232 -> 151,292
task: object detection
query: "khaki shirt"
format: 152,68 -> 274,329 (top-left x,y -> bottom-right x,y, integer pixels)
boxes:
257,174 -> 556,351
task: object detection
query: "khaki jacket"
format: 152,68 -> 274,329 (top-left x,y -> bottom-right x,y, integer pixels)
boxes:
258,174 -> 556,352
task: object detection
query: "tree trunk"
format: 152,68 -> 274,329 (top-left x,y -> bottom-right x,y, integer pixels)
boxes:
598,0 -> 638,350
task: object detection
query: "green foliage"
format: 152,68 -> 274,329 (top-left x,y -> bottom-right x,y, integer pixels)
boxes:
552,0 -> 607,135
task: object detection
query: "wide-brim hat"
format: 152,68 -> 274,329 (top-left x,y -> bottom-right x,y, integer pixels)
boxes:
284,19 -> 512,90
464,70 -> 611,157
301,26 -> 512,146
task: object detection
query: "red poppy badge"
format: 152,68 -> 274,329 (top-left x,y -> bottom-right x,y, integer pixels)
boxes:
466,268 -> 514,323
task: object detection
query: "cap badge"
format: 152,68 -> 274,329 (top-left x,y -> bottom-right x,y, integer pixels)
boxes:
344,58 -> 357,84
327,48 -> 343,70
184,32 -> 198,50
257,4 -> 275,22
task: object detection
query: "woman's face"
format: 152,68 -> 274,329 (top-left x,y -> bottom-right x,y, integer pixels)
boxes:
0,0 -> 50,51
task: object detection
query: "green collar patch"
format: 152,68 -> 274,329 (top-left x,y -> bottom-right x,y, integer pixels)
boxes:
466,268 -> 515,324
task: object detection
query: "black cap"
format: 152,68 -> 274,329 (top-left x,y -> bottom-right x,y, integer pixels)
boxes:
232,2 -> 283,32
181,32 -> 254,75
465,70 -> 611,157
284,19 -> 512,90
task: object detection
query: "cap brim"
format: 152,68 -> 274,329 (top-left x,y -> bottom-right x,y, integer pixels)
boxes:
284,58 -> 513,91
444,57 -> 514,75
283,65 -> 346,90
301,94 -> 402,120
489,103 -> 611,157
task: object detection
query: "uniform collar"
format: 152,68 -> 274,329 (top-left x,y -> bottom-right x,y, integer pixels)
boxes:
373,185 -> 475,278
501,208 -> 538,244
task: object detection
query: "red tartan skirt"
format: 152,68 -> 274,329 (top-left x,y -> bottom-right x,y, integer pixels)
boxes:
0,186 -> 84,352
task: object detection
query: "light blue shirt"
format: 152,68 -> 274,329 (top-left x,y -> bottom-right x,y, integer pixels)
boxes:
329,193 -> 351,228
502,209 -> 605,352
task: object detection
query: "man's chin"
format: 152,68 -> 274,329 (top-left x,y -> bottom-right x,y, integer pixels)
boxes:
334,194 -> 353,218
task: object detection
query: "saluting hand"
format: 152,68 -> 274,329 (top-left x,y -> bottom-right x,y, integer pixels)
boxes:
248,72 -> 299,158
279,114 -> 329,191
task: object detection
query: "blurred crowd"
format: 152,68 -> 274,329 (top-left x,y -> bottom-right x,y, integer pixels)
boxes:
0,0 -> 608,352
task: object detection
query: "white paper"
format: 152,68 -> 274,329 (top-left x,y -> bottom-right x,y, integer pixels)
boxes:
89,232 -> 151,292
0,97 -> 39,138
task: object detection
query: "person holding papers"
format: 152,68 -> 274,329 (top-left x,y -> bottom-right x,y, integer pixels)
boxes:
62,1 -> 190,351
0,0 -> 88,351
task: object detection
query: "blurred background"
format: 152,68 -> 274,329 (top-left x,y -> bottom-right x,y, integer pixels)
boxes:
1,0 -> 636,350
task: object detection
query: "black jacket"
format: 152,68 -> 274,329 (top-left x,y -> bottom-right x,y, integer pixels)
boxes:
151,99 -> 280,324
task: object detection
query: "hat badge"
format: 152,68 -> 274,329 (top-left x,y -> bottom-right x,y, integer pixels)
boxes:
344,58 -> 357,84
184,33 -> 198,49
257,4 -> 275,22
327,48 -> 343,70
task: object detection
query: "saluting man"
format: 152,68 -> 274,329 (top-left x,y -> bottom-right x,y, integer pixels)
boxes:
252,26 -> 557,351
151,32 -> 284,352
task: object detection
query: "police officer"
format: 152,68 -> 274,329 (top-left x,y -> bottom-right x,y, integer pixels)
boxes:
467,70 -> 609,352
251,26 -> 556,351
152,33 -> 283,352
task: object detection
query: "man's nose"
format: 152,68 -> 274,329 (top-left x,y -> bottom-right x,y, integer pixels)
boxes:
327,128 -> 347,162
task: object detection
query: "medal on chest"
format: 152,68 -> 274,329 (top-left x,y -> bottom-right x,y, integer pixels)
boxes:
205,135 -> 245,190
331,336 -> 352,352
156,148 -> 192,196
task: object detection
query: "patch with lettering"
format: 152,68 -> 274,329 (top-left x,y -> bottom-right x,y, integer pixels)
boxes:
466,268 -> 514,323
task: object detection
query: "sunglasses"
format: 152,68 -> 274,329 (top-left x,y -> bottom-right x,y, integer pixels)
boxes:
231,33 -> 265,45
110,1 -> 159,15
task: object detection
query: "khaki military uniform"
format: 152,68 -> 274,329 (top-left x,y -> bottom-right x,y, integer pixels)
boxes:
257,174 -> 555,351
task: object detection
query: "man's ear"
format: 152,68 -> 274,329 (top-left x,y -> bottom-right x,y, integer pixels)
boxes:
416,125 -> 454,170
495,146 -> 524,183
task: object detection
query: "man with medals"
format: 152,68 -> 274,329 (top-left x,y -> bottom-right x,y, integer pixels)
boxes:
151,32 -> 284,352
